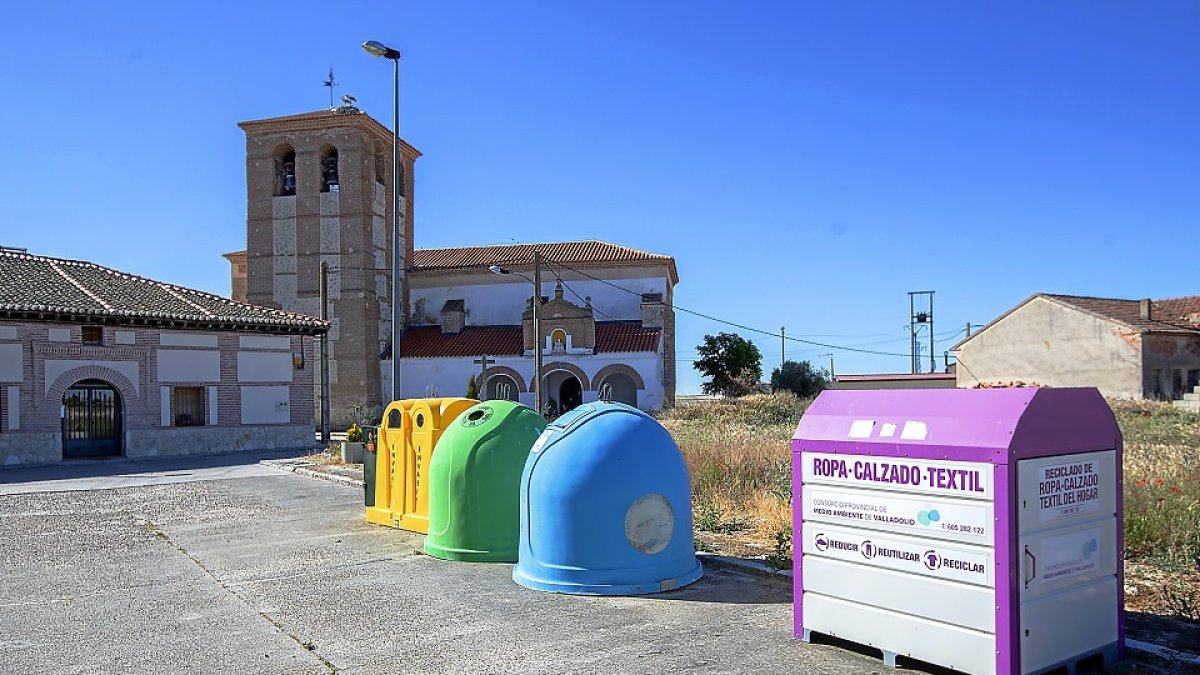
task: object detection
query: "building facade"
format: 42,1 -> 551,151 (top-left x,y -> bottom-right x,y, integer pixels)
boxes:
227,108 -> 678,418
0,249 -> 326,467
953,293 -> 1200,401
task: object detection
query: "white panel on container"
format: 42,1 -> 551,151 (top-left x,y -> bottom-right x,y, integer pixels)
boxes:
804,557 -> 994,632
804,486 -> 993,545
241,385 -> 290,424
803,454 -> 992,500
1021,519 -> 1118,597
803,593 -> 995,675
156,350 -> 221,383
803,524 -> 993,586
160,332 -> 219,348
237,351 -> 293,383
1017,451 -> 1116,530
239,335 -> 291,350
1020,577 -> 1119,673
0,343 -> 22,382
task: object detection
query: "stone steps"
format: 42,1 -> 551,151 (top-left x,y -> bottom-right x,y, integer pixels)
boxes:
1173,385 -> 1200,411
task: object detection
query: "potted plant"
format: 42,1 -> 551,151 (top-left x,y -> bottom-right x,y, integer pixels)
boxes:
341,423 -> 365,464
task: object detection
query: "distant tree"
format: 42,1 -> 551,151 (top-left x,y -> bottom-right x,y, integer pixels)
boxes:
770,360 -> 829,398
693,332 -> 763,397
465,374 -> 480,399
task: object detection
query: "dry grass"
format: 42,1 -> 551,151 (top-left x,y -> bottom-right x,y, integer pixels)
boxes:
661,394 -> 1200,587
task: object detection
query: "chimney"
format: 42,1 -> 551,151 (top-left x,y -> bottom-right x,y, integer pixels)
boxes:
1139,298 -> 1152,321
440,299 -> 465,335
641,293 -> 665,328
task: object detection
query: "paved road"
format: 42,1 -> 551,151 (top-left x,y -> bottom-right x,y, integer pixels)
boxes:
0,458 -> 1158,674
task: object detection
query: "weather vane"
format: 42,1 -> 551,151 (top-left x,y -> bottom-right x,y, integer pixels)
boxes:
323,68 -> 338,109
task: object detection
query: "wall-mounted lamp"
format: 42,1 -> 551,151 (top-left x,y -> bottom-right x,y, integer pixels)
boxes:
293,352 -> 305,370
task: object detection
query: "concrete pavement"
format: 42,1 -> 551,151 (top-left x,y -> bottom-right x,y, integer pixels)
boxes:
0,457 -> 1173,674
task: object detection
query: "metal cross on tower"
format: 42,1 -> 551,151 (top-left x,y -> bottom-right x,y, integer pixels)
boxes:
322,69 -> 338,109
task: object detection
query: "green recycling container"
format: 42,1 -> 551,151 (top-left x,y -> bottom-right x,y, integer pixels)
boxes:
424,400 -> 547,562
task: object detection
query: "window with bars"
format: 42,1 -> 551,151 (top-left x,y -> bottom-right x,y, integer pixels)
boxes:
173,387 -> 205,427
82,326 -> 103,346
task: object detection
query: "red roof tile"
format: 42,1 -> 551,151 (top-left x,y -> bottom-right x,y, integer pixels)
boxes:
1043,294 -> 1200,333
396,322 -> 660,358
398,325 -> 524,358
595,322 -> 661,353
411,241 -> 678,285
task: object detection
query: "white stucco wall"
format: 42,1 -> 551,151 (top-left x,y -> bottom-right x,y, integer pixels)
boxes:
157,349 -> 221,383
954,297 -> 1144,398
237,351 -> 294,383
409,267 -> 670,327
383,351 -> 664,411
0,343 -> 22,382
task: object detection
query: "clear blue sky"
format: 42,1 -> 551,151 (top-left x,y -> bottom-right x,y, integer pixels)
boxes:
3,2 -> 1197,394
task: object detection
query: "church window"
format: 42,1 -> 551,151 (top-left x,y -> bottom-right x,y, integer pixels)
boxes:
274,145 -> 297,196
81,326 -> 103,346
320,146 -> 340,193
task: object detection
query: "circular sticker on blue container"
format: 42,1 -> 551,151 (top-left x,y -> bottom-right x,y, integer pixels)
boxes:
625,493 -> 674,555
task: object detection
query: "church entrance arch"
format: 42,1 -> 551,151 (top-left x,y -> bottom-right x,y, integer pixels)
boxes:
598,373 -> 638,407
544,369 -> 583,416
62,379 -> 123,459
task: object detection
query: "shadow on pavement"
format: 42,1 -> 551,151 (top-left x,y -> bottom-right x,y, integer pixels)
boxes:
0,447 -> 314,485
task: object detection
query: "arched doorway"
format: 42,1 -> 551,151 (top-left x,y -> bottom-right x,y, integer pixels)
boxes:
544,370 -> 583,416
485,374 -> 520,402
62,380 -> 123,459
598,373 -> 638,407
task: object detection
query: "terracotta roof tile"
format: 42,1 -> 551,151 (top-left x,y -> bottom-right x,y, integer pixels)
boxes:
1044,293 -> 1200,333
0,249 -> 327,333
411,240 -> 678,285
595,322 -> 661,353
396,321 -> 659,358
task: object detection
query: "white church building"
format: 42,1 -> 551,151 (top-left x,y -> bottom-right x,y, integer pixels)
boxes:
226,107 -> 677,418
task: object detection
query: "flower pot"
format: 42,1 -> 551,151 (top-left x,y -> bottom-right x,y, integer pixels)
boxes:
341,441 -> 366,464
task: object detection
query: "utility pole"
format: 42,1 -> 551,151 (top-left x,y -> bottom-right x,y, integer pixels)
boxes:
966,322 -> 972,337
907,290 -> 935,374
781,326 -> 786,365
532,251 -> 543,416
319,261 -> 330,447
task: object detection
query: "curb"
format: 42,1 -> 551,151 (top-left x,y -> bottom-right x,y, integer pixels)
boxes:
1125,638 -> 1200,673
696,552 -> 792,586
260,459 -> 364,489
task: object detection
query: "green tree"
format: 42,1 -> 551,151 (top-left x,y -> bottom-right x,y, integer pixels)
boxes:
770,360 -> 829,398
693,332 -> 763,397
465,373 -> 480,399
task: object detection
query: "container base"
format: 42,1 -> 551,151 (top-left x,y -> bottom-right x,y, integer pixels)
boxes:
424,542 -> 516,563
512,559 -> 703,596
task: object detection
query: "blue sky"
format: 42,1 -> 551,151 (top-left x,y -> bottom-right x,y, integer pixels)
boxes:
3,2 -> 1197,393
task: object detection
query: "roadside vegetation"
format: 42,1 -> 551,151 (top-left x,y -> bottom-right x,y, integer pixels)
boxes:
660,393 -> 1200,621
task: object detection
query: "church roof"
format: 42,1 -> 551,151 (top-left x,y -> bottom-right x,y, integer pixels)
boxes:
0,248 -> 327,334
396,321 -> 660,358
411,241 -> 679,285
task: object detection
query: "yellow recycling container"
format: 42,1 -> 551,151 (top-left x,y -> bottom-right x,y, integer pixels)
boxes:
365,397 -> 477,533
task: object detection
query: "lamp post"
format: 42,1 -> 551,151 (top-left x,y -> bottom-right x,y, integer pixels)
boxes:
361,40 -> 403,403
489,252 -> 543,415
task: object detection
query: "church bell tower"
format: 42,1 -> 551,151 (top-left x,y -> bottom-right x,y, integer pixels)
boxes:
237,106 -> 419,423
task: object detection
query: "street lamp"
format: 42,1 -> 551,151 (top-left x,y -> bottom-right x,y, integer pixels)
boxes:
362,39 -> 403,403
489,253 -> 543,415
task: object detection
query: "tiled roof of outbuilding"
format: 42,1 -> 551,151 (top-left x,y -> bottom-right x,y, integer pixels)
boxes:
0,249 -> 327,334
394,321 -> 660,358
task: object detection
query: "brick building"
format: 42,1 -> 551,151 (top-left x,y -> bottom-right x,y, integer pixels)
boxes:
225,106 -> 677,417
0,248 -> 326,466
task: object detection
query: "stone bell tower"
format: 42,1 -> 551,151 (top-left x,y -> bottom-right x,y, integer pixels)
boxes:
237,106 -> 420,424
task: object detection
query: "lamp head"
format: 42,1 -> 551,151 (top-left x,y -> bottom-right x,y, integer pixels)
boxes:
362,41 -> 401,60
488,265 -> 508,275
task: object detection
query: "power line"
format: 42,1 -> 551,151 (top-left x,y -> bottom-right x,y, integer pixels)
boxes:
541,260 -> 624,322
548,259 -> 911,358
